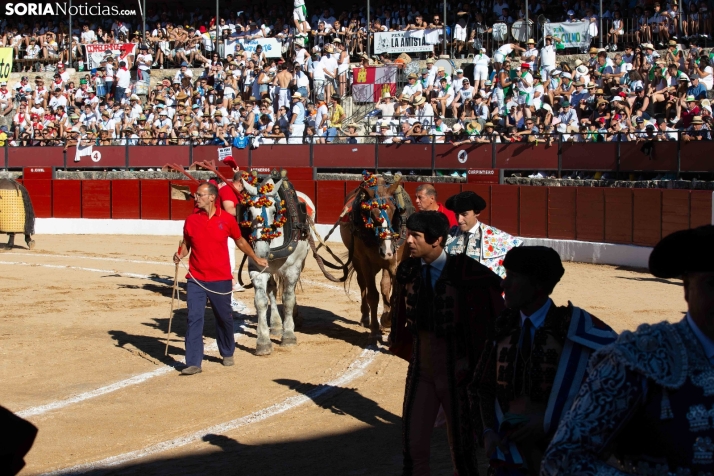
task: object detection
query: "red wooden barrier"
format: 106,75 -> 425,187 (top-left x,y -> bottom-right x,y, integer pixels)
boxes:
291,180 -> 316,205
496,142 -> 558,170
111,180 -> 140,219
619,142 -> 678,171
8,148 -> 64,168
22,180 -> 52,218
140,180 -> 170,220
170,180 -> 198,220
432,183 -> 461,204
661,190 -> 691,238
251,145 -> 310,167
461,184 -> 491,225
680,142 -> 711,172
316,180 -> 346,224
65,146 -> 126,169
548,188 -> 576,239
604,189 -> 633,244
81,181 -> 111,218
312,144 -> 375,168
130,146 -> 190,167
490,186 -> 519,236
191,145 -> 249,167
378,144 -> 432,169
52,180 -> 81,218
561,143 -> 618,170
632,189 -> 662,247
434,144 -> 492,170
690,191 -> 713,228
519,187 -> 548,238
575,188 -> 604,242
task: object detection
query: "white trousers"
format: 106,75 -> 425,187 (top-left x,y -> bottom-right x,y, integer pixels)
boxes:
228,238 -> 236,275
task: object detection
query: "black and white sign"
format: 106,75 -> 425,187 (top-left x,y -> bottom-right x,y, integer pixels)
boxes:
373,31 -> 434,54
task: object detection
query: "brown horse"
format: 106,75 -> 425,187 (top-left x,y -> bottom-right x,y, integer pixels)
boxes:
340,173 -> 413,339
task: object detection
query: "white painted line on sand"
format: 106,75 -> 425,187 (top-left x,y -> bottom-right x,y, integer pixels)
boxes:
0,260 -> 161,281
9,252 -> 169,267
43,346 -> 379,475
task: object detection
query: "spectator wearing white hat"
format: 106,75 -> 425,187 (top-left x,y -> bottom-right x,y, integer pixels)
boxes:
451,77 -> 475,118
523,39 -> 539,70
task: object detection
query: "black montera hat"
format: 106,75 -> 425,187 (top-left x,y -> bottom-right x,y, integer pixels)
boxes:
503,246 -> 565,284
445,191 -> 487,214
649,225 -> 714,278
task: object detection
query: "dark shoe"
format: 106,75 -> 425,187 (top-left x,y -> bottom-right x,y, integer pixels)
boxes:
222,356 -> 234,367
181,366 -> 202,375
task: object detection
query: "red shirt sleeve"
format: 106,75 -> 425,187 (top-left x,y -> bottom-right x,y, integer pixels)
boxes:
218,185 -> 239,208
225,212 -> 241,241
438,203 -> 459,228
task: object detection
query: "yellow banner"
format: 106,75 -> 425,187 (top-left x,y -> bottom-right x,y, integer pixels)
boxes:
0,47 -> 12,82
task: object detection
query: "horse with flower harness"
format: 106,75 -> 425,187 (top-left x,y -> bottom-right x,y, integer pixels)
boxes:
235,169 -> 310,356
340,171 -> 414,340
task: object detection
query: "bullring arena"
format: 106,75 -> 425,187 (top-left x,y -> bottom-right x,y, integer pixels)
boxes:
0,229 -> 690,474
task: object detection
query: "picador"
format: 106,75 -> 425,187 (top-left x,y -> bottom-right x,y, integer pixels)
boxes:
0,178 -> 36,250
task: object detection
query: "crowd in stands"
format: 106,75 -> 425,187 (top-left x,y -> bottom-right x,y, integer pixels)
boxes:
1,0 -> 714,152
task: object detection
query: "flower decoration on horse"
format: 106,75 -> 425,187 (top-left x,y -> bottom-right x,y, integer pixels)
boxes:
359,171 -> 400,240
239,171 -> 288,243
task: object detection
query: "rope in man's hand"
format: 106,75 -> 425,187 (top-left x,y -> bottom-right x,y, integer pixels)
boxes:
174,255 -> 270,296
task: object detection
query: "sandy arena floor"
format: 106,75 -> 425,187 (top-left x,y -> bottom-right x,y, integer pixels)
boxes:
0,235 -> 686,475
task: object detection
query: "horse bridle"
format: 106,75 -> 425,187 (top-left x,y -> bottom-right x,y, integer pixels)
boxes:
359,186 -> 400,243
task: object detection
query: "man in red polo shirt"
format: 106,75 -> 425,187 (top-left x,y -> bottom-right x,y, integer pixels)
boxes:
414,184 -> 457,227
173,182 -> 268,376
218,172 -> 246,292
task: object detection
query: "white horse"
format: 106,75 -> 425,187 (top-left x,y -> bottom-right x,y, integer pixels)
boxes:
241,174 -> 309,356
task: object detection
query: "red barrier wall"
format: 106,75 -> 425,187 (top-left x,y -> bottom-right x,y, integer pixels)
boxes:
291,180 -> 316,205
619,142 -> 678,172
9,148 -> 64,168
81,181 -> 111,218
662,190 -> 691,238
604,189 -> 633,244
52,180 -> 81,218
252,145 -> 310,167
316,181 -> 346,224
130,146 -> 189,167
691,191 -> 714,228
434,144 -> 492,170
378,144 -> 432,169
490,186 -> 519,236
22,180 -> 52,218
496,143 -> 558,170
680,142 -> 710,172
191,146 -> 249,167
561,143 -> 618,170
111,180 -> 140,219
519,187 -> 548,238
575,188 -> 604,242
170,181 -> 198,220
313,144 -> 375,168
548,188 -> 576,239
140,180 -> 170,220
21,179 -> 713,248
66,146 -> 126,169
632,189 -> 662,247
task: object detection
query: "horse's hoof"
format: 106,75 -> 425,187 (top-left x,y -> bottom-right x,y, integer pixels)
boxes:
27,240 -> 35,250
280,334 -> 297,347
380,312 -> 392,328
255,343 -> 273,356
270,327 -> 283,337
360,316 -> 371,328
